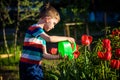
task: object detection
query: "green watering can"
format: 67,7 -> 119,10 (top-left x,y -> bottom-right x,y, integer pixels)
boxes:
58,41 -> 76,60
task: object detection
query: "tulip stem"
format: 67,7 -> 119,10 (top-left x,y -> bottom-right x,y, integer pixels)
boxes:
101,61 -> 105,79
84,46 -> 86,70
105,61 -> 107,78
84,46 -> 89,71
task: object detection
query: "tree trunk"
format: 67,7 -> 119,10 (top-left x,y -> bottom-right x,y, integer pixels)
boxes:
14,26 -> 19,60
3,27 -> 10,61
14,0 -> 20,60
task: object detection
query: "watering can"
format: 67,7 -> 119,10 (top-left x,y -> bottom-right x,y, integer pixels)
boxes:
58,41 -> 76,60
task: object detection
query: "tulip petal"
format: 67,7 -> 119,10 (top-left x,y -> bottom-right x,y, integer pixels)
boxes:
97,51 -> 104,60
81,34 -> 93,46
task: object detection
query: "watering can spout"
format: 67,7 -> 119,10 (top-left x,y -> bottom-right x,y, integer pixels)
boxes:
58,41 -> 76,60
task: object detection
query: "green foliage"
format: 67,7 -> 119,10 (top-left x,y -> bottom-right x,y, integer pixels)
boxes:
0,53 -> 20,66
0,44 -> 22,54
19,0 -> 43,21
43,47 -> 119,80
0,0 -> 14,27
43,27 -> 120,80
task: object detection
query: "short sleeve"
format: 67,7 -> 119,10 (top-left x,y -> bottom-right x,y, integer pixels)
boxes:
27,26 -> 45,37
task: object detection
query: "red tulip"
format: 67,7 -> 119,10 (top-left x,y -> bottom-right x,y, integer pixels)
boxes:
97,51 -> 112,60
71,44 -> 79,50
73,51 -> 80,59
110,59 -> 120,69
119,61 -> 120,69
112,29 -> 118,35
115,48 -> 120,57
81,34 -> 93,46
49,48 -> 57,55
104,51 -> 112,60
112,29 -> 120,36
97,51 -> 104,60
76,44 -> 79,50
102,39 -> 111,51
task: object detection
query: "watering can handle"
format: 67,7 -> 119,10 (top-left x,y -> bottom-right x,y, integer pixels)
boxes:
72,42 -> 76,53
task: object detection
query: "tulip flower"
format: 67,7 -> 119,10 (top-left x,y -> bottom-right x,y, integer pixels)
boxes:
76,44 -> 79,50
97,51 -> 104,60
73,51 -> 80,59
71,44 -> 80,59
110,59 -> 120,69
97,51 -> 112,60
71,44 -> 79,50
102,39 -> 111,51
112,29 -> 120,36
115,48 -> 120,58
49,48 -> 58,55
104,51 -> 112,60
112,29 -> 118,35
81,34 -> 93,46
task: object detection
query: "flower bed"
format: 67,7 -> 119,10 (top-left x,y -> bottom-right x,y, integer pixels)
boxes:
43,27 -> 120,80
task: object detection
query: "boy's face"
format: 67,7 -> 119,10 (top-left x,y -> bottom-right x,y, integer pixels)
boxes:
44,17 -> 58,32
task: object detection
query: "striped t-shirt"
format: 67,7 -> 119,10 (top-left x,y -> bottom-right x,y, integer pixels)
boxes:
20,24 -> 46,64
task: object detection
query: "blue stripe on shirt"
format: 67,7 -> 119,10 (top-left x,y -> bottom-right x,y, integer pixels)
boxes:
23,46 -> 43,53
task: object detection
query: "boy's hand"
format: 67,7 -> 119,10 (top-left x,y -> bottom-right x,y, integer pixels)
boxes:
58,54 -> 68,59
67,37 -> 75,43
63,55 -> 68,59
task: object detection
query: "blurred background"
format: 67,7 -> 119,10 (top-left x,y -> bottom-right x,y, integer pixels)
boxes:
0,0 -> 120,80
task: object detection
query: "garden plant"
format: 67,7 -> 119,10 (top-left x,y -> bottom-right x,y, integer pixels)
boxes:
43,27 -> 120,80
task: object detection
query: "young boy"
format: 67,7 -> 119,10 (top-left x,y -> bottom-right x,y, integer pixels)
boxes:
19,3 -> 75,80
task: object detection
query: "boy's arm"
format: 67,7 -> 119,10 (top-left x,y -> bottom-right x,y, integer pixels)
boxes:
43,53 -> 62,60
42,45 -> 62,60
40,33 -> 75,43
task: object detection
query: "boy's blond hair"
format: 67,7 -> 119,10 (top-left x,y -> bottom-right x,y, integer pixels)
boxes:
40,3 -> 60,22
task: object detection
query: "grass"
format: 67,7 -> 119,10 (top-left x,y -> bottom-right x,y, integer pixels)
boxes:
0,48 -> 62,80
0,53 -> 20,80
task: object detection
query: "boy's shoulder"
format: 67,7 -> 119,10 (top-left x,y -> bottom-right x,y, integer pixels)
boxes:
28,24 -> 43,31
